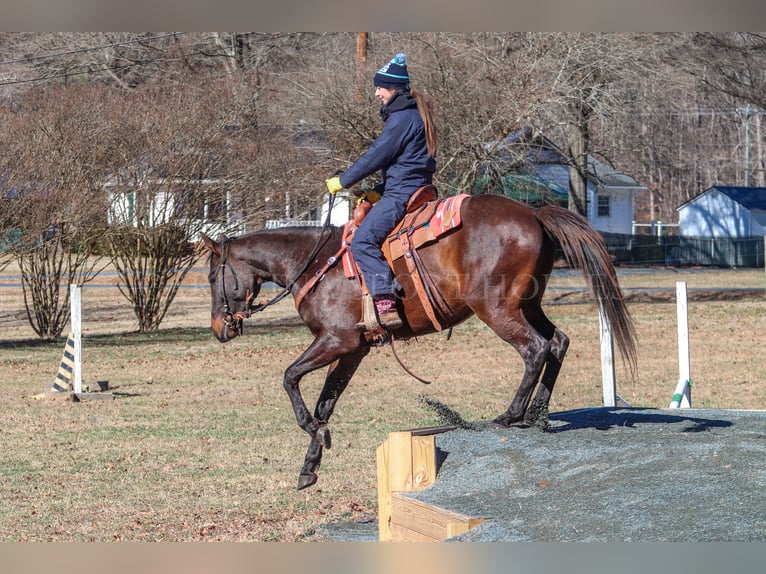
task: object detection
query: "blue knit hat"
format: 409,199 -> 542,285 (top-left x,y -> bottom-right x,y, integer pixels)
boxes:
373,53 -> 410,90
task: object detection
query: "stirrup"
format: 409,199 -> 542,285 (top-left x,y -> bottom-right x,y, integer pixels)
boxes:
355,294 -> 402,333
356,293 -> 380,332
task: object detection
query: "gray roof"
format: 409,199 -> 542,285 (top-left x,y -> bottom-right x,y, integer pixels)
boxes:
496,128 -> 644,191
678,186 -> 766,211
713,186 -> 766,210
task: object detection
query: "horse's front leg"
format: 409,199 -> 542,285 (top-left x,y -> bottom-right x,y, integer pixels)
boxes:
283,337 -> 336,445
296,348 -> 369,490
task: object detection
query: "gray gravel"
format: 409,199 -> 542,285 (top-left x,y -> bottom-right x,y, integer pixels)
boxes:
320,407 -> 766,542
416,408 -> 766,541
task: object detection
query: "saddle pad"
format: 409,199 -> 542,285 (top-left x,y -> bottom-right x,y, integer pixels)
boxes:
342,194 -> 470,278
386,194 -> 469,262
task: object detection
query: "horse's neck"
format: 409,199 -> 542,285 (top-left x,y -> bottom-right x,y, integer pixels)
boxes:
239,228 -> 331,287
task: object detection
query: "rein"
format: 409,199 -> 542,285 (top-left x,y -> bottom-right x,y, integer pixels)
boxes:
389,335 -> 432,385
220,193 -> 337,327
217,191 -> 435,386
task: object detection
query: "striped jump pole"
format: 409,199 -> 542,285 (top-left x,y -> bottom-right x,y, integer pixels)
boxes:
42,283 -> 111,400
70,283 -> 82,394
51,333 -> 76,392
669,281 -> 691,409
46,284 -> 82,394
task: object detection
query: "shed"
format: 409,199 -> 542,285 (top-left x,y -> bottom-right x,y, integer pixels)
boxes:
677,186 -> 766,237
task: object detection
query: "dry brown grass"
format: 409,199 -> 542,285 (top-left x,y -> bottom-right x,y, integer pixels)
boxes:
0,262 -> 764,541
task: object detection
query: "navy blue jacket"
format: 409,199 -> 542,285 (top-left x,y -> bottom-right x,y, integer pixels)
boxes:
339,93 -> 435,197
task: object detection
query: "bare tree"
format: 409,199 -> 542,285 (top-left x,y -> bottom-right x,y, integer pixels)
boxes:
501,33 -> 666,216
100,79 -> 238,332
0,83 -> 111,339
685,33 -> 766,187
6,32 -> 766,242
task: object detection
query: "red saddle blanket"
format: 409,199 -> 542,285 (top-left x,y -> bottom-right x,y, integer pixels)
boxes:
342,194 -> 469,279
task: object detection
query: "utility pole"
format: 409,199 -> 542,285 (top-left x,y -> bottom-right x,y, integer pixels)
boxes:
737,104 -> 753,186
355,33 -> 368,104
356,32 -> 368,65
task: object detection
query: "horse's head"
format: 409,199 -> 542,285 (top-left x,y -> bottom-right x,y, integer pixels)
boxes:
201,232 -> 262,342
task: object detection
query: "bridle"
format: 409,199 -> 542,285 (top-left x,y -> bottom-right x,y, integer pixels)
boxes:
218,238 -> 256,336
216,193 -> 337,336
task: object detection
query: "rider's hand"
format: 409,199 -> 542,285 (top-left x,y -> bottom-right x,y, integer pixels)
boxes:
356,191 -> 382,205
325,176 -> 343,195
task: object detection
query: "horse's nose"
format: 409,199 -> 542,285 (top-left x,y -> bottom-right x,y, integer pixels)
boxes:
211,316 -> 231,343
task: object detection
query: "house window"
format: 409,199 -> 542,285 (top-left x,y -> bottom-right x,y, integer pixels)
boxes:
597,194 -> 610,217
205,195 -> 228,223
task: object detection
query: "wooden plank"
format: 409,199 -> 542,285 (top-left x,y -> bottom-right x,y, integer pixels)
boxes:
377,427 -> 484,542
411,434 -> 436,490
391,493 -> 487,542
390,522 -> 440,542
377,431 -> 437,541
387,431 -> 414,492
408,425 -> 456,436
446,516 -> 487,539
376,440 -> 392,542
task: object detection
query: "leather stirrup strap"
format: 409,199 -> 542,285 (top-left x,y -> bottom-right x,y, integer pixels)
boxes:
400,233 -> 443,331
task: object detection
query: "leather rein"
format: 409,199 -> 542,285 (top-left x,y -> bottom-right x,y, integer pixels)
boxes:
216,192 -> 432,385
217,194 -> 336,336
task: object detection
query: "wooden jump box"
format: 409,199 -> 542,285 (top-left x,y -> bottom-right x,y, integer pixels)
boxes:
376,427 -> 486,542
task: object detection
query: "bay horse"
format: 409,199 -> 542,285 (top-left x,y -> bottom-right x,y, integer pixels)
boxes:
201,193 -> 637,490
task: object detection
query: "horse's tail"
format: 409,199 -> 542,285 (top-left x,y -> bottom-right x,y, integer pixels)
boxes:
535,205 -> 638,376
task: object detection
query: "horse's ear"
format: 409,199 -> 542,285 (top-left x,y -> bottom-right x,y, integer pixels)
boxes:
200,232 -> 219,255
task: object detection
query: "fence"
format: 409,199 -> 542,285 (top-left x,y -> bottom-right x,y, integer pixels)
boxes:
600,233 -> 765,268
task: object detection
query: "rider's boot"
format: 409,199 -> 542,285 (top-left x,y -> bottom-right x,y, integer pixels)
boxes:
374,295 -> 402,330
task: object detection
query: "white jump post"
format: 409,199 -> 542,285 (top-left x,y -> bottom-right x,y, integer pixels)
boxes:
669,281 -> 691,408
598,299 -> 616,407
70,283 -> 83,395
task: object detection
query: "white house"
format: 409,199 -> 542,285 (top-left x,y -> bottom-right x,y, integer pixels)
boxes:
677,186 -> 766,237
105,176 -> 242,239
265,194 -> 352,229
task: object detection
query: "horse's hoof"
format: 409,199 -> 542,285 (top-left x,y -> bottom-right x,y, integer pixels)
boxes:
492,414 -> 523,429
316,425 -> 331,449
297,472 -> 318,490
492,415 -> 514,428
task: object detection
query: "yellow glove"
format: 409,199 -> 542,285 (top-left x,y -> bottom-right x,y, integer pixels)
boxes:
325,176 -> 343,195
356,191 -> 382,205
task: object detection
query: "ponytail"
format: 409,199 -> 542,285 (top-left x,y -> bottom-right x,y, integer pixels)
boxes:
412,89 -> 438,158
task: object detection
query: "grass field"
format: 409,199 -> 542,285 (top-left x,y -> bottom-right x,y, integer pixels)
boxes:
0,263 -> 764,541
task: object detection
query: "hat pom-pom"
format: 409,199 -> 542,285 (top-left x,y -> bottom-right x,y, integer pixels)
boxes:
392,53 -> 407,65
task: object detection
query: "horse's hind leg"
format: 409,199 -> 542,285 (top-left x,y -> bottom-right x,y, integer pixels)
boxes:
297,347 -> 368,490
473,306 -> 550,428
525,326 -> 569,429
517,305 -> 570,429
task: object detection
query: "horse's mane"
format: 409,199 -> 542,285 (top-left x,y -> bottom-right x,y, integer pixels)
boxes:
225,224 -> 344,244
204,225 -> 343,266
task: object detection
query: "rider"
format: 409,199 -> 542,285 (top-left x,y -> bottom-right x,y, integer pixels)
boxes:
325,52 -> 437,329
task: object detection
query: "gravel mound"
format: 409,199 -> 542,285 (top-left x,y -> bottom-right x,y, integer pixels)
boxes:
412,408 -> 766,542
320,408 -> 766,542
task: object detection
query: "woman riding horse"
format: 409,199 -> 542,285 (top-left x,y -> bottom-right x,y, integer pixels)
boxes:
325,52 -> 438,330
